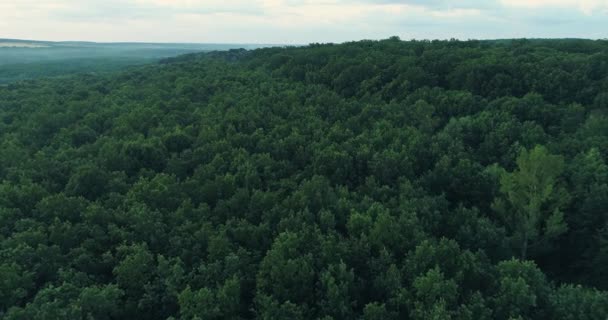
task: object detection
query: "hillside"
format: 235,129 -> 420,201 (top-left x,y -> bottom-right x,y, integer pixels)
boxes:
1,38 -> 608,319
0,39 -> 270,84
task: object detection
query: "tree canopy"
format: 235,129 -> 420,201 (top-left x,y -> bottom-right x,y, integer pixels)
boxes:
1,38 -> 608,319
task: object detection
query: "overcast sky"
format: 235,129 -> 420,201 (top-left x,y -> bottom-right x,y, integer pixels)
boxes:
1,0 -> 607,44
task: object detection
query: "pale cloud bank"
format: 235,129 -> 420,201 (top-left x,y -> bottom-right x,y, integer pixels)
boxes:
500,0 -> 608,14
0,0 -> 606,43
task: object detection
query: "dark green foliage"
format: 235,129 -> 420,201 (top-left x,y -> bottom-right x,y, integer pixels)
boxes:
1,38 -> 607,319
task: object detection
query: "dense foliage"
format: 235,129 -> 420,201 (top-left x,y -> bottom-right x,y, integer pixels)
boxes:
0,58 -> 157,84
1,38 -> 608,319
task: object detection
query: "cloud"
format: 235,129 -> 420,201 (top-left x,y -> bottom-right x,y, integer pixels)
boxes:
347,0 -> 496,10
500,0 -> 608,15
429,8 -> 482,18
134,0 -> 264,14
0,0 -> 606,43
3,0 -> 266,23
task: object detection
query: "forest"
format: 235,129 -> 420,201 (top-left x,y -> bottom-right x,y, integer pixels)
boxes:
0,39 -> 265,84
1,37 -> 608,319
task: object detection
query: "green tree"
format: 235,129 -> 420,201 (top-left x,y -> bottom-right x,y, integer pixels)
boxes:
494,146 -> 569,259
411,267 -> 458,320
0,263 -> 34,312
492,259 -> 550,320
363,302 -> 391,320
65,165 -> 109,200
549,285 -> 608,320
319,262 -> 355,319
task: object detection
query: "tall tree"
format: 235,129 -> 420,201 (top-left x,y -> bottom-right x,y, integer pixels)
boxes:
494,145 -> 569,259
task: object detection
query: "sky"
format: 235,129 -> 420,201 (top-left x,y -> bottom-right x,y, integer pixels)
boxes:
1,0 -> 607,44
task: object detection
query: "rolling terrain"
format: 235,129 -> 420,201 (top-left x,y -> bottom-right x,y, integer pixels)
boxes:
1,38 -> 608,319
0,39 -> 271,83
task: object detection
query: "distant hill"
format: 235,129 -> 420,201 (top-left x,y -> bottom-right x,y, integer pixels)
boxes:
0,39 -> 275,83
0,38 -> 270,53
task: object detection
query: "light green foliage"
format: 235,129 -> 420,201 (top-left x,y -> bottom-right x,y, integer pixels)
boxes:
411,267 -> 458,320
492,259 -> 550,320
495,145 -> 569,259
178,277 -> 241,320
